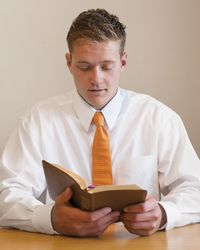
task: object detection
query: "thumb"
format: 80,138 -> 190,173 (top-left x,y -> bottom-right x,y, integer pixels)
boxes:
51,188 -> 73,233
55,187 -> 73,207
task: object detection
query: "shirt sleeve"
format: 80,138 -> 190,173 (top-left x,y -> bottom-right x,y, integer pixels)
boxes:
0,108 -> 56,234
158,113 -> 200,230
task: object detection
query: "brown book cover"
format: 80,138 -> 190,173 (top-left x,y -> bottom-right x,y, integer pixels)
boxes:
42,160 -> 147,212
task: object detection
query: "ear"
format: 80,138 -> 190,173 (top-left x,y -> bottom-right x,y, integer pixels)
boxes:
65,53 -> 74,74
121,52 -> 127,71
66,53 -> 72,67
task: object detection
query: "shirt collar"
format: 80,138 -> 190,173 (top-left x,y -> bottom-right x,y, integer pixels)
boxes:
72,88 -> 123,131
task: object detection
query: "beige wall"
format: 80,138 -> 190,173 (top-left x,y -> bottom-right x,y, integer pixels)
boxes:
0,0 -> 200,156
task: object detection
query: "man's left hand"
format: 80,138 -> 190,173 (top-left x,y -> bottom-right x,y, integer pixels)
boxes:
120,196 -> 167,236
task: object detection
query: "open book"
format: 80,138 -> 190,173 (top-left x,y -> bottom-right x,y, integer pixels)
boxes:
42,160 -> 147,212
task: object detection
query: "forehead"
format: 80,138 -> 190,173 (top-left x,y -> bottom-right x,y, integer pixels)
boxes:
71,39 -> 121,62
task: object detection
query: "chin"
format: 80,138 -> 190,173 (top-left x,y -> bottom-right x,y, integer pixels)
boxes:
93,101 -> 109,110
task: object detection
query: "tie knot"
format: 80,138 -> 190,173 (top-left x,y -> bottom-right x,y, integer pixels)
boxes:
92,112 -> 104,127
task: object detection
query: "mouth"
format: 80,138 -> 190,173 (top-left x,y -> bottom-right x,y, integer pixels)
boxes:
88,89 -> 106,92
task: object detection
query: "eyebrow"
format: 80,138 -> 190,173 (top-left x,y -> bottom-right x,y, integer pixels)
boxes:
76,60 -> 115,64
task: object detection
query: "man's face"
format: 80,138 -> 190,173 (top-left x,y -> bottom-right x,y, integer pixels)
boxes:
66,39 -> 127,110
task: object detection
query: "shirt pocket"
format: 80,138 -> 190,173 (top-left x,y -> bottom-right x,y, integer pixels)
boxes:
115,155 -> 160,198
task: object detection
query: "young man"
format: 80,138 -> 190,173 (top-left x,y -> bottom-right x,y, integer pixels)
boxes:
0,9 -> 200,237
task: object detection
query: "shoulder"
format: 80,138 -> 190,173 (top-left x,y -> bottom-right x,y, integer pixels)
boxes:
19,90 -> 75,125
119,88 -> 181,122
34,90 -> 74,111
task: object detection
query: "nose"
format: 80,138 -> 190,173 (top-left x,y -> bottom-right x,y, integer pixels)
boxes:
90,66 -> 103,84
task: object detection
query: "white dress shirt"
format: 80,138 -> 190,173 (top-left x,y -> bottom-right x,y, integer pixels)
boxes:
0,88 -> 200,234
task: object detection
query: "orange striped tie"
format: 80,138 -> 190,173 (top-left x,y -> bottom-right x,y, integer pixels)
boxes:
92,112 -> 113,185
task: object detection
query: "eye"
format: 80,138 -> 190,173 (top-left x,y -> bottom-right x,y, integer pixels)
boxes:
77,63 -> 92,71
101,63 -> 114,71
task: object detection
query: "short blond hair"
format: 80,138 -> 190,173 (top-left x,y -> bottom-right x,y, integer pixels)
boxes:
67,9 -> 126,55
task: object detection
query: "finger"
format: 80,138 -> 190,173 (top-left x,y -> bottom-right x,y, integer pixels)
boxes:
124,197 -> 158,213
124,220 -> 157,230
124,224 -> 155,236
63,210 -> 119,237
121,208 -> 160,223
80,207 -> 113,222
55,187 -> 72,207
82,211 -> 120,237
94,211 -> 120,227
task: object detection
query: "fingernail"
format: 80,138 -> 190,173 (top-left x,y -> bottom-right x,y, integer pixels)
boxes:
105,207 -> 112,213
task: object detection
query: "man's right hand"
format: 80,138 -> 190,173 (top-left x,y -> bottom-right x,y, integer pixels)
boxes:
51,187 -> 120,237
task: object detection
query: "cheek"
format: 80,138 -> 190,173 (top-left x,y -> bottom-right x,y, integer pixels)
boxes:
73,75 -> 89,93
108,71 -> 121,85
72,71 -> 85,83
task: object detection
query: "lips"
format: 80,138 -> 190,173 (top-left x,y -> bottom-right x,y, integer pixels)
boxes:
88,89 -> 106,92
